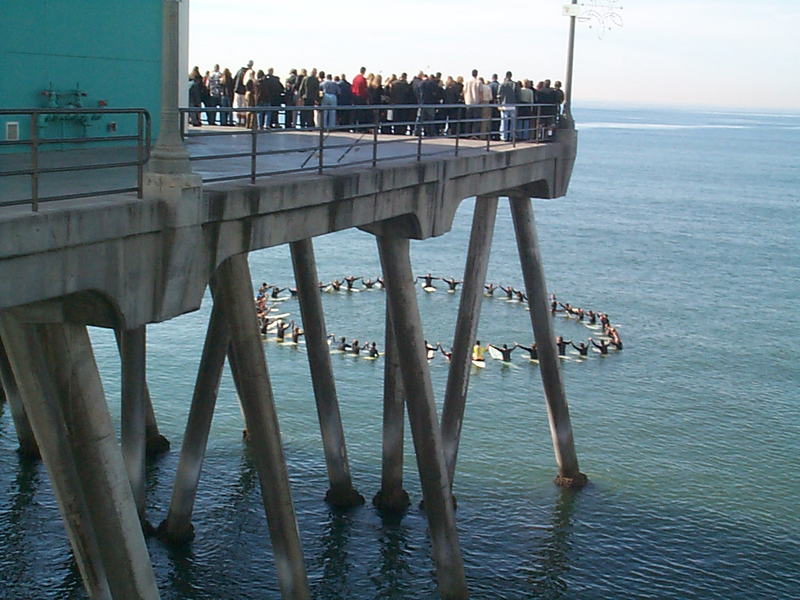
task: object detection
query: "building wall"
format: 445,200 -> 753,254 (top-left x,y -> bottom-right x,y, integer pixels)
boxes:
0,0 -> 163,143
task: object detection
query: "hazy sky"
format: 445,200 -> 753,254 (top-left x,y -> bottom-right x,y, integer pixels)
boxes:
188,0 -> 800,112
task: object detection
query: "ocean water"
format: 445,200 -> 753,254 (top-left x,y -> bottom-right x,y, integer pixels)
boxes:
1,106 -> 798,599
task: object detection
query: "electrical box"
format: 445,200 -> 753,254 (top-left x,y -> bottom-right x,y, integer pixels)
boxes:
5,122 -> 19,141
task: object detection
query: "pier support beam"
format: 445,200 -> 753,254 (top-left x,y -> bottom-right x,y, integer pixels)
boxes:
114,330 -> 170,459
373,301 -> 410,514
0,336 -> 39,457
40,320 -> 160,599
509,194 -> 587,488
290,238 -> 364,509
215,253 -> 311,600
376,234 -> 468,599
0,313 -> 112,599
119,326 -> 147,524
441,195 -> 498,487
159,295 -> 230,544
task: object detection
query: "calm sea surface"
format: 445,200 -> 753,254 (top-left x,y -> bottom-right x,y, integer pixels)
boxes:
1,107 -> 798,599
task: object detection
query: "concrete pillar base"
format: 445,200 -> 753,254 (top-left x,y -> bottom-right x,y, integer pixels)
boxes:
325,486 -> 365,510
155,519 -> 194,546
146,434 -> 171,457
554,473 -> 588,489
373,488 -> 411,515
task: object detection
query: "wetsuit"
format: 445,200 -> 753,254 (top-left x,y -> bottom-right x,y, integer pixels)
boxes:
276,322 -> 290,341
590,339 -> 609,354
571,342 -> 589,356
495,345 -> 514,361
556,339 -> 571,356
518,344 -> 538,360
368,345 -> 379,357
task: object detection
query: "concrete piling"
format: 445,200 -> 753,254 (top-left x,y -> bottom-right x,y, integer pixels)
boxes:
215,253 -> 311,599
509,194 -> 587,488
159,294 -> 230,544
440,195 -> 498,487
0,335 -> 40,458
376,234 -> 468,599
373,299 -> 411,513
119,326 -> 148,523
290,238 -> 364,509
0,313 -> 113,599
41,321 -> 161,599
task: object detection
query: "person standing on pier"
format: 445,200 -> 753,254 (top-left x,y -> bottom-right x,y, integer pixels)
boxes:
298,68 -> 319,128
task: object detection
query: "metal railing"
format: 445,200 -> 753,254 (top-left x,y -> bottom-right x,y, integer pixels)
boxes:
0,108 -> 151,211
179,103 -> 561,184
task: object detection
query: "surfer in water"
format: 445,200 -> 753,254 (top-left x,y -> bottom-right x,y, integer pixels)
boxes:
485,282 -> 497,296
586,310 -> 597,325
343,275 -> 361,290
499,285 -> 514,300
515,342 -> 538,361
257,282 -> 270,299
556,336 -> 571,356
442,277 -> 463,292
330,279 -> 342,291
416,273 -> 438,289
376,276 -> 385,288
571,341 -> 589,356
589,337 -> 611,354
367,342 -> 380,357
550,294 -> 559,313
276,320 -> 292,341
424,340 -> 437,360
291,326 -> 304,344
608,328 -> 623,350
336,336 -> 350,352
350,339 -> 362,355
489,343 -> 516,362
363,278 -> 377,289
472,340 -> 486,363
514,289 -> 527,302
271,286 -> 287,299
437,344 -> 452,360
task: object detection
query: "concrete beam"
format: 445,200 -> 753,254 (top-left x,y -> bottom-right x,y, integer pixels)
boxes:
441,195 -> 498,487
0,336 -> 40,457
508,194 -> 586,488
372,299 -> 410,514
159,294 -> 229,544
0,313 -> 112,599
376,234 -> 468,599
119,326 -> 148,524
290,238 -> 363,509
215,253 -> 311,599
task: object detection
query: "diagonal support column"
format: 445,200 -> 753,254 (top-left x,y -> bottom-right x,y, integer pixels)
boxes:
373,298 -> 410,513
290,238 -> 364,509
159,294 -> 230,544
119,326 -> 147,523
215,253 -> 311,600
508,194 -> 587,488
376,234 -> 468,599
0,336 -> 40,457
39,321 -> 161,599
441,195 -> 498,487
114,330 -> 170,459
0,313 -> 112,599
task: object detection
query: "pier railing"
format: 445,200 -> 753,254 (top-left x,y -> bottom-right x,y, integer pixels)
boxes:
0,108 -> 151,212
178,103 -> 560,184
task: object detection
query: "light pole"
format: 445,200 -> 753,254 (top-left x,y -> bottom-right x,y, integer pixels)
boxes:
562,0 -> 579,127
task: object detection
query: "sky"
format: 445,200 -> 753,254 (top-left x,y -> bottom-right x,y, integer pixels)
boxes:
188,0 -> 800,112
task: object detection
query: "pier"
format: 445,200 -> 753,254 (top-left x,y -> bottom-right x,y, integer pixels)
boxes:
0,3 -> 588,598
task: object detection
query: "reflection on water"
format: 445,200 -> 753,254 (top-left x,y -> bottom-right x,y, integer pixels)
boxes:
528,488 -> 579,599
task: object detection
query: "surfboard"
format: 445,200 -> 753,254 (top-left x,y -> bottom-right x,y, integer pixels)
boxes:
447,289 -> 456,294
265,312 -> 290,320
471,359 -> 486,369
487,346 -> 504,360
345,288 -> 361,293
270,296 -> 290,302
529,358 -> 539,364
423,286 -> 436,293
323,285 -> 334,293
426,349 -> 436,360
362,353 -> 384,360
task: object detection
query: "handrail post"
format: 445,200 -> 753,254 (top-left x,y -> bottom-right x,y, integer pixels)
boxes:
318,115 -> 325,175
512,107 -> 517,148
417,109 -> 423,161
486,108 -> 491,152
454,104 -> 460,157
372,107 -> 379,168
30,112 -> 39,212
250,111 -> 257,184
137,112 -> 144,198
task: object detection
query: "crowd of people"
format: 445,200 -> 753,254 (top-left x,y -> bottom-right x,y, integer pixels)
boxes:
189,64 -> 565,140
253,278 -> 622,366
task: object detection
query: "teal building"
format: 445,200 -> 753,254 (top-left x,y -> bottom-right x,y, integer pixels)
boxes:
0,1 -> 184,144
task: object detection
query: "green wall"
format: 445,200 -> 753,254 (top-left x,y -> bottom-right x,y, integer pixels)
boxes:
0,0 -> 162,143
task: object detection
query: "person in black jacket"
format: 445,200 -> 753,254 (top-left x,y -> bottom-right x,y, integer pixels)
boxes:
188,75 -> 206,126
